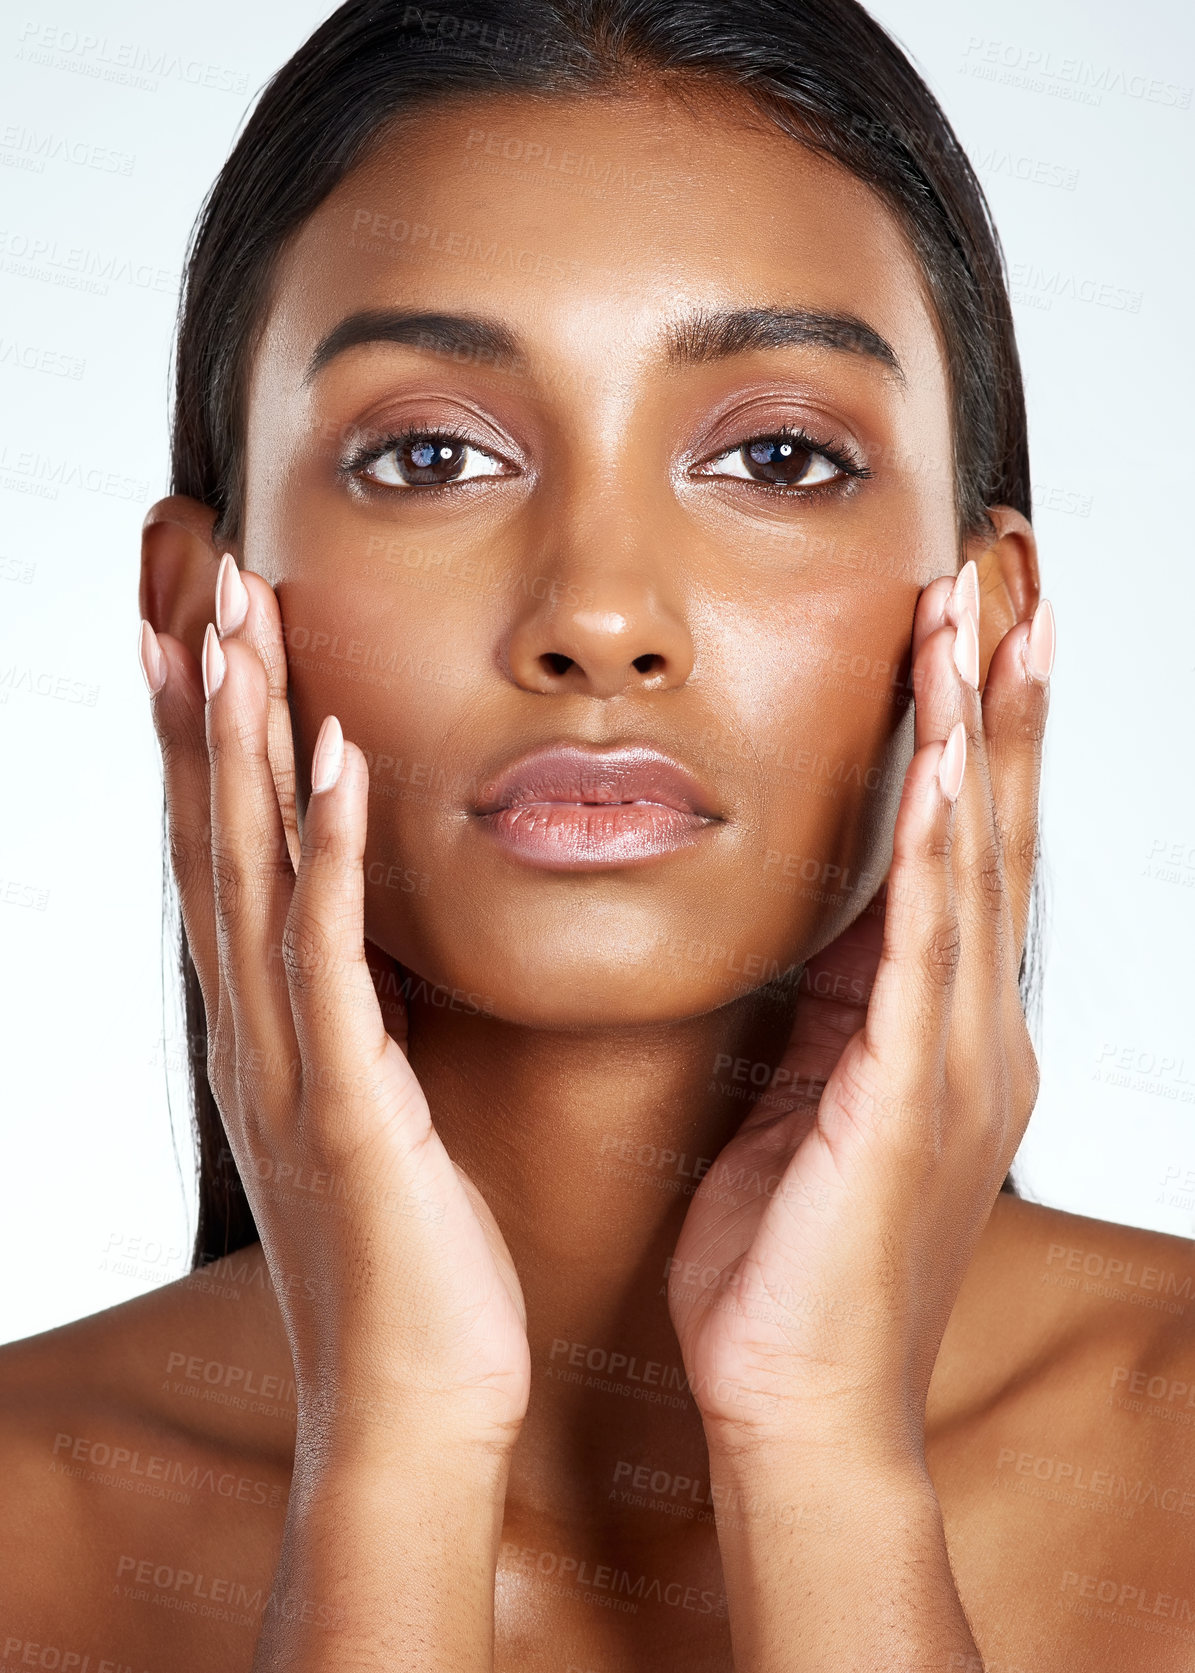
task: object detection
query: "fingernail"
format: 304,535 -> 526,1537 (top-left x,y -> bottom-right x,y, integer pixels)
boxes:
201,621 -> 225,701
311,714 -> 344,793
138,619 -> 166,696
938,721 -> 967,803
1025,598 -> 1055,683
952,611 -> 980,689
951,559 -> 980,627
215,552 -> 249,637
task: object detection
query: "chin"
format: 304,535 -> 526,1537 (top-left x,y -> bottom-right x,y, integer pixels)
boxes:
379,903 -> 807,1031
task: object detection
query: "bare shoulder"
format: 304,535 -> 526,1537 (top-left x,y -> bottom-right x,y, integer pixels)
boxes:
929,1194 -> 1195,1672
0,1247 -> 293,1670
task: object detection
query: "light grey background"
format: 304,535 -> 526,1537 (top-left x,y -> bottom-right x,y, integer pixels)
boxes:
1,0 -> 1191,1343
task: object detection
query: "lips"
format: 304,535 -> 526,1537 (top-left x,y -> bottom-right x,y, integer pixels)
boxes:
473,745 -> 722,869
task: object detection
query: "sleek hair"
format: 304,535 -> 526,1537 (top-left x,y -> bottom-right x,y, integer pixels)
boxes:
167,0 -> 1039,1267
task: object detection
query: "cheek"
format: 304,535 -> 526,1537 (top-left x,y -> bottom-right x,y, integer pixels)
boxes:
737,677 -> 910,941
263,477 -> 925,1018
278,554 -> 492,754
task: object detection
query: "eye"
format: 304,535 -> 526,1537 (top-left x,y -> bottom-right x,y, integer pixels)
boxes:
359,430 -> 508,489
697,430 -> 860,491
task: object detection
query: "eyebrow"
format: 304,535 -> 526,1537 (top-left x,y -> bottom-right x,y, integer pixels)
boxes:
305,310 -> 521,381
304,304 -> 903,383
663,306 -> 904,383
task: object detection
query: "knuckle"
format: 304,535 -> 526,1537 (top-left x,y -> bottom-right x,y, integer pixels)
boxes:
167,825 -> 211,897
248,812 -> 297,884
302,816 -> 353,871
158,721 -> 204,775
1003,822 -> 1040,881
1016,695 -> 1049,749
210,842 -> 247,922
282,905 -> 336,994
924,821 -> 954,865
205,1023 -> 237,1105
208,703 -> 265,765
924,917 -> 963,983
966,839 -> 1005,914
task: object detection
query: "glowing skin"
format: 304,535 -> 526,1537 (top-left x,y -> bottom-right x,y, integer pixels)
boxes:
5,74 -> 1189,1673
139,85 -> 1045,1668
239,89 -> 966,1029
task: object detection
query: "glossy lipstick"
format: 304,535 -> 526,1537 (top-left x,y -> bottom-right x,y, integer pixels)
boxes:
474,745 -> 720,869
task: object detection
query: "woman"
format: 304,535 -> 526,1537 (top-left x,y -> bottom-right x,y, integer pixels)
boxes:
2,1 -> 1192,1668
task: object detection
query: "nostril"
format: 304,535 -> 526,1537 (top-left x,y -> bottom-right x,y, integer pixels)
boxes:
541,653 -> 574,676
632,653 -> 663,674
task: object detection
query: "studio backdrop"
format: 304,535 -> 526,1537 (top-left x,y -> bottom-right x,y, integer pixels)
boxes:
0,0 -> 1191,1342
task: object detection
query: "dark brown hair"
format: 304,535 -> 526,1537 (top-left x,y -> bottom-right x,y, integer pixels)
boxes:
167,0 -> 1038,1267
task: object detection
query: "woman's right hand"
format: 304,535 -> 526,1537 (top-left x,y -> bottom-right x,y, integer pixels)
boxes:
140,553 -> 530,1457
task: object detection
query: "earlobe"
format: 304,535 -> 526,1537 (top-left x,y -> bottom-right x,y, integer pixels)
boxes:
139,495 -> 232,661
966,506 -> 1040,680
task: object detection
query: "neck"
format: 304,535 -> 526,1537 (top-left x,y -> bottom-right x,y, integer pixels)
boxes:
406,983 -> 796,1540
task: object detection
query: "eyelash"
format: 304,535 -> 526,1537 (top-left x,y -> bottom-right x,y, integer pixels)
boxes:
340,422 -> 484,482
341,422 -> 870,495
698,424 -> 870,495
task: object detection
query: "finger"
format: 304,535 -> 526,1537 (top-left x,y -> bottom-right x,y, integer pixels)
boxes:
977,601 -> 1053,968
925,566 -> 1017,985
284,726 -> 425,1128
930,577 -> 1036,1153
216,554 -> 300,871
910,565 -> 975,758
203,625 -> 299,1112
910,573 -> 955,666
861,728 -> 963,1112
142,621 -> 222,1038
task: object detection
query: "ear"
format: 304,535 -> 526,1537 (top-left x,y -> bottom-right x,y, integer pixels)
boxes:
964,506 -> 1039,690
140,495 -> 238,661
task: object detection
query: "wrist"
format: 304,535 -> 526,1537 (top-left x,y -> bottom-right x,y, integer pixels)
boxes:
703,1412 -> 927,1475
296,1375 -> 525,1463
288,1424 -> 513,1571
296,1403 -> 521,1495
702,1424 -> 937,1538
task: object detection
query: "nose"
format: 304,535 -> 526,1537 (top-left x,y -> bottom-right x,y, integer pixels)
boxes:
505,567 -> 694,698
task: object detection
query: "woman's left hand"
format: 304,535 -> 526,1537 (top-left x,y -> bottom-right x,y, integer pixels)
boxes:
668,559 -> 1053,1461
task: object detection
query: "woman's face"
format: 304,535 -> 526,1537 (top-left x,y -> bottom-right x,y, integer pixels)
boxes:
242,84 -> 961,1027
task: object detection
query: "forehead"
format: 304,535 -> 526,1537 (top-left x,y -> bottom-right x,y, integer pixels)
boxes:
254,83 -> 946,405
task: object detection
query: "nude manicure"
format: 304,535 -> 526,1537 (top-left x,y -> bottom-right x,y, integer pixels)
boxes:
952,611 -> 980,689
215,552 -> 249,637
138,619 -> 166,696
1025,598 -> 1055,682
950,559 -> 980,627
311,715 -> 344,793
202,621 -> 226,701
938,721 -> 967,802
